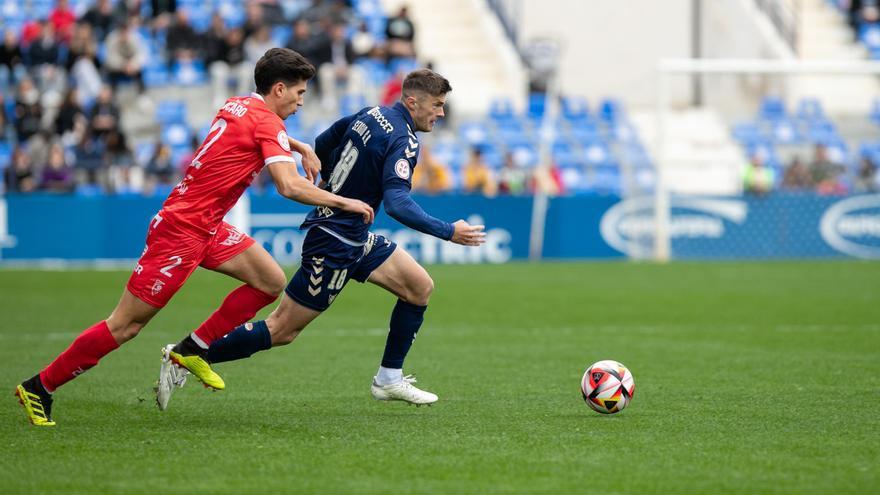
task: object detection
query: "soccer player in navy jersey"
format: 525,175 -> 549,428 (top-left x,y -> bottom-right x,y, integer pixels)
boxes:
158,68 -> 485,407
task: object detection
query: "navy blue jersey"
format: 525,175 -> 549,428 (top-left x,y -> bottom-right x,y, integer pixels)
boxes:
301,102 -> 424,243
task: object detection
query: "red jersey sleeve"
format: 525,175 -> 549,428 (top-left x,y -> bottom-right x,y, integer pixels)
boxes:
254,117 -> 295,166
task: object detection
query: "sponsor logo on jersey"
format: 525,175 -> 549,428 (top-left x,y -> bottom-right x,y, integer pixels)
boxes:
599,197 -> 748,257
278,131 -> 291,152
819,194 -> 880,259
395,159 -> 410,180
367,106 -> 394,133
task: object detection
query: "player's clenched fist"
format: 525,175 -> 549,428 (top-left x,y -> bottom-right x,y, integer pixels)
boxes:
450,220 -> 486,246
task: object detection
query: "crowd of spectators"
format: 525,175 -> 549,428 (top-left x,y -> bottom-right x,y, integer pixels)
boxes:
743,144 -> 878,195
2,0 -> 421,196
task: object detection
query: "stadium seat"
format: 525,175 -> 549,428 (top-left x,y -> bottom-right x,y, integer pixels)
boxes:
527,92 -> 546,121
586,164 -> 622,194
172,60 -> 208,86
871,98 -> 880,126
489,97 -> 516,121
796,98 -> 825,122
144,66 -> 171,88
161,123 -> 192,148
759,96 -> 787,121
598,98 -> 624,123
156,100 -> 188,125
582,142 -> 611,166
560,96 -> 590,121
340,94 -> 368,116
771,119 -> 802,145
0,141 -> 11,170
459,121 -> 491,146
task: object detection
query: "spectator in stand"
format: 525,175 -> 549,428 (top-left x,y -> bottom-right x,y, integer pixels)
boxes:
855,156 -> 878,192
40,143 -> 76,193
166,9 -> 200,64
14,78 -> 44,144
317,23 -> 362,110
151,0 -> 178,18
145,142 -> 178,191
66,23 -> 100,71
412,145 -> 452,194
242,26 -> 275,92
809,144 -> 847,195
385,5 -> 416,58
286,19 -> 326,68
224,28 -> 250,97
105,130 -> 135,169
55,88 -> 86,139
742,155 -> 776,195
380,69 -> 404,106
531,161 -> 565,196
74,132 -> 106,186
50,0 -> 78,44
4,147 -> 37,193
462,147 -> 497,196
243,1 -> 266,39
104,19 -> 147,95
351,21 -> 376,60
782,156 -> 813,190
204,14 -> 232,107
497,152 -> 527,195
81,0 -> 118,41
89,86 -> 121,139
25,22 -> 61,69
0,29 -> 24,90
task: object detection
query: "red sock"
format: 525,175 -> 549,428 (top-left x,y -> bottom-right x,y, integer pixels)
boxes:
39,320 -> 120,393
192,284 -> 277,347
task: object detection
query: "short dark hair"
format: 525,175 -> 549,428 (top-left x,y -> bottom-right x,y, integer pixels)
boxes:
401,69 -> 452,98
254,48 -> 316,95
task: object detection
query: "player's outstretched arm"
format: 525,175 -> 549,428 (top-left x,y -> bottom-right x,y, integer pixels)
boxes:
268,161 -> 374,224
383,187 -> 485,246
287,137 -> 320,183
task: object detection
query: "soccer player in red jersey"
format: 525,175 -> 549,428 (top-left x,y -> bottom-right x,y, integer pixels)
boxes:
14,48 -> 374,426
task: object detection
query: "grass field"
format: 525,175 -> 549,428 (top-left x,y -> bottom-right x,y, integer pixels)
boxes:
1,261 -> 878,494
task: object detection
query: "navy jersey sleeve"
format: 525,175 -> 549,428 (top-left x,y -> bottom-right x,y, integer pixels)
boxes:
381,136 -> 454,240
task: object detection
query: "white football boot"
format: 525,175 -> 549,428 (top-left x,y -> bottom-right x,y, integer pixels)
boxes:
156,344 -> 189,411
370,374 -> 438,406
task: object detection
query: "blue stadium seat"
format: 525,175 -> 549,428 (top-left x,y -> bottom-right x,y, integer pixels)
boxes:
172,60 -> 207,86
732,122 -> 764,144
527,92 -> 546,121
489,97 -> 516,121
156,100 -> 187,125
582,142 -> 612,166
771,119 -> 802,145
0,141 -> 11,170
759,96 -> 787,121
508,143 -> 538,168
459,121 -> 491,146
871,98 -> 880,126
796,98 -> 825,122
135,142 -> 157,167
75,184 -> 103,197
431,142 -> 465,169
598,98 -> 624,123
560,96 -> 590,121
559,163 -> 585,192
388,57 -> 418,75
340,94 -> 368,116
586,164 -> 622,194
144,66 -> 171,88
272,25 -> 293,46
859,24 -> 880,50
162,123 -> 192,148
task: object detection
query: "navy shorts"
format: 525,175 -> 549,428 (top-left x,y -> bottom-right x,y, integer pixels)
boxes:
285,227 -> 397,312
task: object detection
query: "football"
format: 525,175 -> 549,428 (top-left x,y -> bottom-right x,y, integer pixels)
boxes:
581,360 -> 635,414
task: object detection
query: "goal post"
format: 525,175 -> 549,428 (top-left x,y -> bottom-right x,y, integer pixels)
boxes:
653,58 -> 880,261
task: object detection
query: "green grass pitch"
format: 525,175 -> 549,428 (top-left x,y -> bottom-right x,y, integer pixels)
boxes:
1,261 -> 878,494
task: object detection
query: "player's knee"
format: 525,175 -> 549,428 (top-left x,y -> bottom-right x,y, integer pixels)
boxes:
107,319 -> 147,344
263,268 -> 287,297
409,275 -> 434,306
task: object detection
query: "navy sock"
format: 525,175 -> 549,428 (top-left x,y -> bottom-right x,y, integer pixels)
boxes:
206,320 -> 272,364
380,300 -> 428,369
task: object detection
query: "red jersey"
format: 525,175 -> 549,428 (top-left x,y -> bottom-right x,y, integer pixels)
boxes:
159,94 -> 295,237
